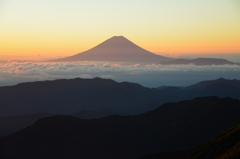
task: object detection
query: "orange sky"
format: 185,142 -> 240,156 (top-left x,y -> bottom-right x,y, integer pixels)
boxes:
1,0 -> 240,60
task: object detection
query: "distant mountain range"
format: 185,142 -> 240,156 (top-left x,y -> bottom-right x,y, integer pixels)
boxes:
159,57 -> 240,66
50,36 -> 173,63
46,36 -> 240,65
185,77 -> 240,90
1,36 -> 238,65
0,77 -> 240,138
1,96 -> 240,159
0,77 -> 160,116
0,77 -> 240,118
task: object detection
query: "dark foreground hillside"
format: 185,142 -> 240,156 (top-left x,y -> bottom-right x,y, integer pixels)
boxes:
186,124 -> 240,159
141,124 -> 240,159
1,96 -> 240,159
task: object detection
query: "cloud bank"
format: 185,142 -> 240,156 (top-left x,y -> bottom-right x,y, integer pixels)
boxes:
0,61 -> 240,87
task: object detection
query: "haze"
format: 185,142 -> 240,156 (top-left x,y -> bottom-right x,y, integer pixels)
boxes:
0,61 -> 239,88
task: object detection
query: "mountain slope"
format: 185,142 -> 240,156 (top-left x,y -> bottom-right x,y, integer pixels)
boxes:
51,36 -> 173,63
0,113 -> 53,137
0,110 -> 117,137
185,124 -> 240,159
1,97 -> 240,159
140,124 -> 240,159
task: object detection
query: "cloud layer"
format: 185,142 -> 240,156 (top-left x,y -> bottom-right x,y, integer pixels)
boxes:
0,61 -> 240,87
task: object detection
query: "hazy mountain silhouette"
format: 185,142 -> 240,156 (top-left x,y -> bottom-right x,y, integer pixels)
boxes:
157,78 -> 240,100
50,36 -> 173,63
159,57 -> 239,65
186,77 -> 240,90
184,78 -> 240,99
1,97 -> 240,159
0,78 -> 240,118
0,77 -> 160,116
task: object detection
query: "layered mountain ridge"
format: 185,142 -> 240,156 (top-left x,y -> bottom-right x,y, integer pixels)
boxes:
0,77 -> 240,118
1,77 -> 240,138
1,96 -> 240,159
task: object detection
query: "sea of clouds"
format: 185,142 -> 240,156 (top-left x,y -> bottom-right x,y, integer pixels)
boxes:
0,61 -> 240,88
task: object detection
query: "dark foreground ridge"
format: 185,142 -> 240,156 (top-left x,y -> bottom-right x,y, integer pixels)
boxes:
141,124 -> 240,159
186,124 -> 240,159
1,96 -> 240,159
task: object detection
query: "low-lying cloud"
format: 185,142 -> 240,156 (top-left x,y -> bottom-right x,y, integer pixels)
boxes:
0,61 -> 240,87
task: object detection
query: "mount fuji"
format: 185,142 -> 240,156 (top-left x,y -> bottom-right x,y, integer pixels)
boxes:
51,36 -> 173,63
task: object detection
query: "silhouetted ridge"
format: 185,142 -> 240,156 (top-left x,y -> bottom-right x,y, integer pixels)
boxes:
92,36 -> 140,49
0,77 -> 240,118
0,113 -> 53,137
187,78 -> 240,90
1,97 -> 240,159
50,36 -> 173,63
0,77 -> 159,116
141,124 -> 240,159
185,124 -> 240,159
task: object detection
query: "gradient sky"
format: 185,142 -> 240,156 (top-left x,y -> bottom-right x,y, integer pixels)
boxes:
1,0 -> 240,59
